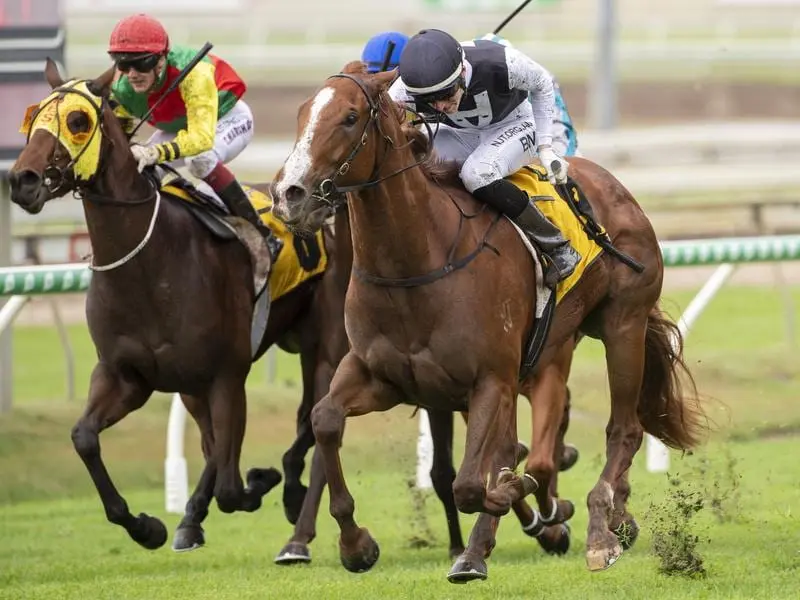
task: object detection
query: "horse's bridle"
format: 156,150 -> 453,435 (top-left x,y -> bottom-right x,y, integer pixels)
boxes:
317,73 -> 501,288
25,80 -> 161,272
28,80 -> 155,207
312,73 -> 433,208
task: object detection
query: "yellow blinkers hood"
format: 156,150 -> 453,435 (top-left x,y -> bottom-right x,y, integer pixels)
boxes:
19,79 -> 103,181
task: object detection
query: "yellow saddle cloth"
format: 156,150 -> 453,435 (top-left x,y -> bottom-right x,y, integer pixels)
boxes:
505,165 -> 604,304
162,181 -> 328,301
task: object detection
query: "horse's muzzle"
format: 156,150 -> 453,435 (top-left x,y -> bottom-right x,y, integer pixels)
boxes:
272,183 -> 309,224
8,169 -> 46,214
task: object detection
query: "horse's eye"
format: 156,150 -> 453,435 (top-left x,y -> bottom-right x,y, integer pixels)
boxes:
344,112 -> 359,127
66,110 -> 91,135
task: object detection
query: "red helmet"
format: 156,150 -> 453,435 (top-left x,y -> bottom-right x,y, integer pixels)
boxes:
108,14 -> 169,55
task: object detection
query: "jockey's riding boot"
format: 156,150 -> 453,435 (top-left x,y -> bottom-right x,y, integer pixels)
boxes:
515,202 -> 581,285
472,179 -> 580,286
204,164 -> 284,261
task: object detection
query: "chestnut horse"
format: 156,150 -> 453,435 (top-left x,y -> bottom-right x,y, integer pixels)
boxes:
271,62 -> 706,581
7,61 -> 349,551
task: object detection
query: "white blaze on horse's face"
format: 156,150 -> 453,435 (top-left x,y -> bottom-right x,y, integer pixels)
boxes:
275,86 -> 336,203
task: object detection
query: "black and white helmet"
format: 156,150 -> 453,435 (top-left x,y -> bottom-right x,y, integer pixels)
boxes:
398,29 -> 465,102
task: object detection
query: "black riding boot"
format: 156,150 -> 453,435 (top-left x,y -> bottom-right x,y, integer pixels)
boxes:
217,179 -> 284,261
472,179 -> 580,286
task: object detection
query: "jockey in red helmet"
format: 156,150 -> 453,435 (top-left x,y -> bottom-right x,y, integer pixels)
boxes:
107,13 -> 282,259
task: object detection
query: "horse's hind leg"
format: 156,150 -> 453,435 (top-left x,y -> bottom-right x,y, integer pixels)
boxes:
281,346 -> 318,525
427,409 -> 465,559
71,362 -> 165,549
609,468 -> 640,550
520,341 -> 576,555
209,374 -> 282,513
585,311 -> 648,571
311,351 -> 401,573
172,393 -> 216,552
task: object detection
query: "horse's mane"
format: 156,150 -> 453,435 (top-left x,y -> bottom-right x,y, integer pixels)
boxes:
339,60 -> 465,190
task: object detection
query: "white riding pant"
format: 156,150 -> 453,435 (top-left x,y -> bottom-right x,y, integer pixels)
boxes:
431,101 -> 541,193
147,99 -> 254,179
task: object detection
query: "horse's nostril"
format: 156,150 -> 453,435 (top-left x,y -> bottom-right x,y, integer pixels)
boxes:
285,184 -> 307,204
10,169 -> 42,190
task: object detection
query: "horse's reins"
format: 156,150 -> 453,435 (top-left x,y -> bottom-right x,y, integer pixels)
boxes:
318,73 -> 501,288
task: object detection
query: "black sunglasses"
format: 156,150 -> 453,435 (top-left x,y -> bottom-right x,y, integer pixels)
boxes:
112,53 -> 161,74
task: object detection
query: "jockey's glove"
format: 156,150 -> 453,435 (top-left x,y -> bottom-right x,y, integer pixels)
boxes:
538,145 -> 568,185
130,144 -> 161,173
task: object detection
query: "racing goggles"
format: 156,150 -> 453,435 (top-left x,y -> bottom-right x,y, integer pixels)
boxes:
111,53 -> 161,74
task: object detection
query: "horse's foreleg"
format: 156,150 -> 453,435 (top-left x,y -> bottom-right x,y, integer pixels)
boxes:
586,314 -> 647,571
71,362 -> 164,549
281,347 -> 318,524
427,409 -> 465,559
311,351 -> 400,573
275,354 -> 337,565
209,374 -> 281,514
172,393 -> 216,552
447,376 -> 535,584
454,375 -> 534,516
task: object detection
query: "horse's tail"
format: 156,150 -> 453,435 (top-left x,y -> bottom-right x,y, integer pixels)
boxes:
638,304 -> 707,450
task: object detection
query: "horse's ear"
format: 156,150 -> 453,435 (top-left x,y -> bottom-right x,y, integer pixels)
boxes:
87,65 -> 115,98
342,60 -> 367,76
370,68 -> 398,92
44,57 -> 65,88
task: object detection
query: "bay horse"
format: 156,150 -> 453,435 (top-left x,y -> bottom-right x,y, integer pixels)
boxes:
7,60 -> 348,551
270,62 -> 706,581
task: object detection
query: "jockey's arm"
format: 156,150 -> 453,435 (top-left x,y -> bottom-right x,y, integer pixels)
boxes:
155,62 -> 218,162
505,46 -> 555,148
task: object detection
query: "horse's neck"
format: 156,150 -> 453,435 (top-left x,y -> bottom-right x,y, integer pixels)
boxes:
348,168 -> 453,281
81,155 -> 160,270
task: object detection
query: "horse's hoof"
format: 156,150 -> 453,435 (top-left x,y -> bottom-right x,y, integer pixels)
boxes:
130,513 -> 168,550
274,541 -> 312,565
559,444 -> 580,472
614,518 -> 640,550
246,467 -> 283,497
172,525 -> 205,552
340,528 -> 380,573
447,553 -> 488,584
586,543 -> 623,571
536,523 -> 571,556
282,484 -> 309,526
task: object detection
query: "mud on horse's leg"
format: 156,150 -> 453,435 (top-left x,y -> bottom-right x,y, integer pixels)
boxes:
71,363 -> 166,549
172,393 -> 216,552
448,375 -> 537,584
586,316 -> 647,571
311,352 -> 401,573
209,373 -> 282,514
